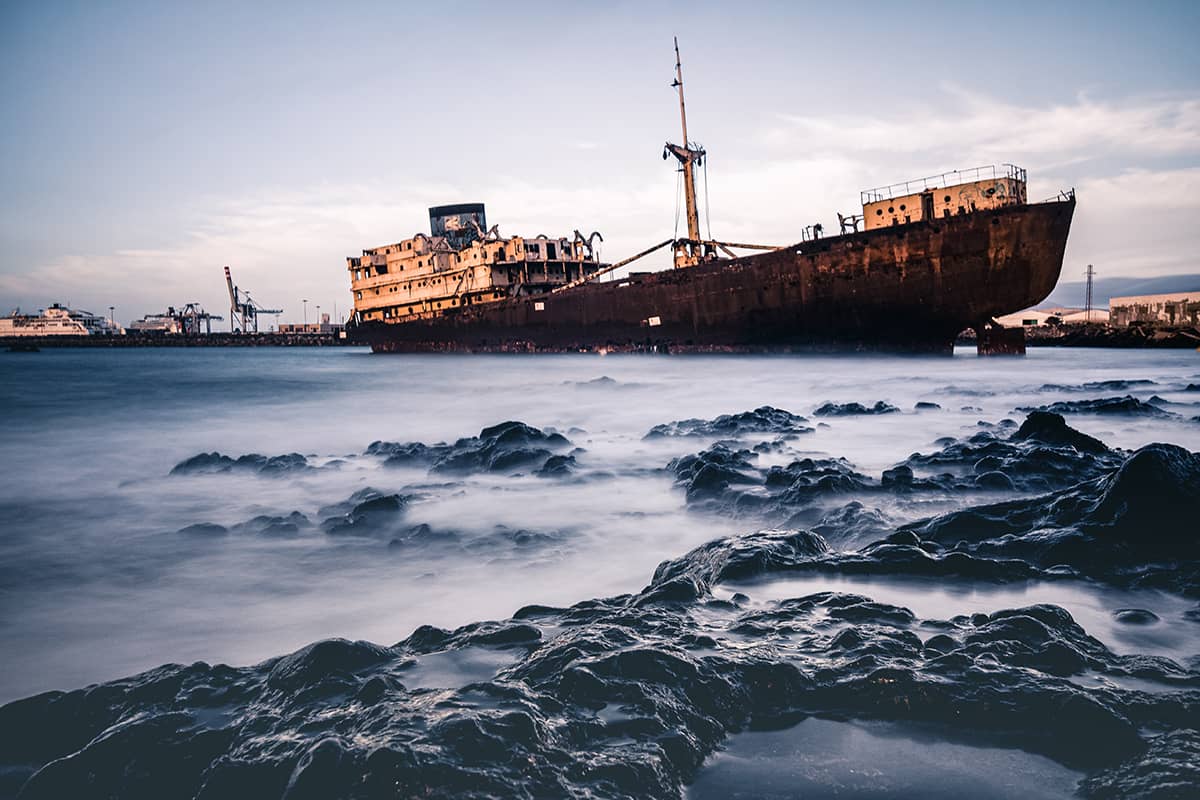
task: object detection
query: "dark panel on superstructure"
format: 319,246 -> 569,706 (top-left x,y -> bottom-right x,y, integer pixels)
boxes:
429,203 -> 487,250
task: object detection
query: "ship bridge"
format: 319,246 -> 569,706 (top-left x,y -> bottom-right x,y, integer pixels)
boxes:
859,164 -> 1027,231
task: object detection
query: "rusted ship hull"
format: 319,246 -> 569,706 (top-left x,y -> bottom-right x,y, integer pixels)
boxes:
350,198 -> 1075,354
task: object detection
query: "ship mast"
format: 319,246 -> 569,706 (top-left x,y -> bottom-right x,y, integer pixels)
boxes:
664,37 -> 706,267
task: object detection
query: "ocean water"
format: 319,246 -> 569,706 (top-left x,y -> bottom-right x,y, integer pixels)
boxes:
0,346 -> 1197,798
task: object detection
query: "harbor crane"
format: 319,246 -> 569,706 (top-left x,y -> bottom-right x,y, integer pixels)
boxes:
224,265 -> 282,333
143,303 -> 223,335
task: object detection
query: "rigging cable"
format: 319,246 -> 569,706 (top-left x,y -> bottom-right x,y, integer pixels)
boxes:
703,156 -> 712,241
673,168 -> 683,240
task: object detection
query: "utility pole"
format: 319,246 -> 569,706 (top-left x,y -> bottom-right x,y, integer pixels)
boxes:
1084,264 -> 1095,323
302,299 -> 308,329
108,306 -> 114,327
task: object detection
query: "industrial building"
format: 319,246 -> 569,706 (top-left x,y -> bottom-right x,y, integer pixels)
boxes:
1109,292 -> 1199,327
277,314 -> 344,335
995,307 -> 1109,327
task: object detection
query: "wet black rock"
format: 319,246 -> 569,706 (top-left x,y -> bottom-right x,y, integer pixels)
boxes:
810,502 -> 891,542
666,441 -> 883,524
1186,383 -> 1200,392
939,385 -> 995,397
178,513 -> 313,539
266,638 -> 396,692
881,464 -> 915,487
535,454 -> 577,478
1018,395 -> 1176,418
915,401 -> 941,410
316,487 -> 390,518
974,470 -> 1016,490
4,515 -> 1197,799
170,452 -> 235,474
170,451 -> 314,476
387,523 -> 461,550
368,421 -> 572,475
177,523 -> 228,537
367,440 -> 438,466
671,413 -> 1127,531
649,528 -> 830,594
1038,379 -> 1157,393
1113,608 -> 1160,625
1148,394 -> 1195,408
384,522 -> 568,557
768,457 -> 874,506
232,511 -> 312,537
434,421 -> 570,474
1080,728 -> 1200,799
566,375 -> 639,389
813,401 -> 900,416
898,412 -> 1122,494
321,492 -> 407,537
1012,410 -> 1108,454
645,406 -> 812,439
903,443 -> 1200,594
364,422 -> 571,479
667,444 -> 761,506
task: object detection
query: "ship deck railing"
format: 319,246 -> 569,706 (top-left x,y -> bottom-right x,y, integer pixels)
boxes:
860,164 -> 1027,204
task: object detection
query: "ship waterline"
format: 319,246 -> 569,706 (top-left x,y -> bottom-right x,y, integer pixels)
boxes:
353,195 -> 1075,354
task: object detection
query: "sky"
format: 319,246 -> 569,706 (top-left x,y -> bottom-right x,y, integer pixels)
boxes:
1,0 -> 1198,324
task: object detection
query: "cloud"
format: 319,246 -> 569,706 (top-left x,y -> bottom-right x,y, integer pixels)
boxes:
1063,167 -> 1200,277
3,89 -> 1197,318
765,88 -> 1200,164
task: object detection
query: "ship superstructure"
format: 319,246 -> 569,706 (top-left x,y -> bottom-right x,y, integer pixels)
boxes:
0,304 -> 123,337
347,204 -> 607,324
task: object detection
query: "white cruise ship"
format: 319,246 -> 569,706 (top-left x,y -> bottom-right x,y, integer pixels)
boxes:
0,304 -> 124,337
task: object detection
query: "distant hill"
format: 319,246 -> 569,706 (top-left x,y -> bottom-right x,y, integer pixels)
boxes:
1038,274 -> 1200,309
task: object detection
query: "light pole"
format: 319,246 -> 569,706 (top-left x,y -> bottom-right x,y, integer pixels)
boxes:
108,306 -> 115,330
302,299 -> 308,331
316,305 -> 321,332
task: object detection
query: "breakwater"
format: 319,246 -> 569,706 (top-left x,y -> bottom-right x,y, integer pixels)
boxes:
2,332 -> 352,348
958,324 -> 1200,349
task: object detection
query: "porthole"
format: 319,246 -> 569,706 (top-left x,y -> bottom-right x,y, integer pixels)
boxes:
876,209 -> 883,216
899,204 -> 906,211
944,195 -> 951,203
887,206 -> 894,213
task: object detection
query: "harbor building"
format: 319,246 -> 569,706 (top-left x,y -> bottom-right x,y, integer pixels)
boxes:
1109,292 -> 1200,327
278,314 -> 344,335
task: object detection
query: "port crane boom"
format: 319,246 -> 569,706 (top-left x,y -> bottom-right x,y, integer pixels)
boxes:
224,266 -> 283,333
